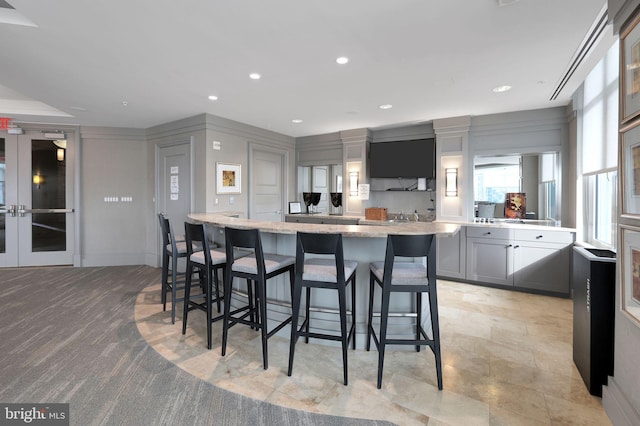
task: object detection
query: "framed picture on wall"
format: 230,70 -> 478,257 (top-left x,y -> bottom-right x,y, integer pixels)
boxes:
621,226 -> 640,327
216,162 -> 241,194
621,12 -> 640,123
621,121 -> 640,218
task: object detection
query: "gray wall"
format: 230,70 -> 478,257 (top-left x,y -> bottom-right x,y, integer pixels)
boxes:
469,107 -> 571,225
77,114 -> 294,268
79,127 -> 151,266
606,1 -> 640,424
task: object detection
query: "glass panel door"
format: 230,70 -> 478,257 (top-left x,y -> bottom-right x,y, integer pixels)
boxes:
0,130 -> 75,267
30,139 -> 67,252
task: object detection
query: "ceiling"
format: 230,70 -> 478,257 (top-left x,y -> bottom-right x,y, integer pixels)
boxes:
0,0 -> 614,138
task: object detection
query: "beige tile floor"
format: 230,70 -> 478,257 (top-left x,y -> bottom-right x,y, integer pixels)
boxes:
135,280 -> 611,425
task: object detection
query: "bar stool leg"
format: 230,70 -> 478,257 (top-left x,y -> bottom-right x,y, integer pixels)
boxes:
161,252 -> 169,310
182,261 -> 193,335
366,274 -> 376,352
351,273 -> 356,350
206,266 -> 213,350
338,284 -> 348,386
429,288 -> 443,390
221,272 -> 232,357
416,292 -> 422,352
287,279 -> 303,377
171,253 -> 179,324
377,285 -> 391,389
304,287 -> 311,344
257,279 -> 269,370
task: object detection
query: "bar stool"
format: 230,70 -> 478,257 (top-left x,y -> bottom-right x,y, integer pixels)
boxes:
287,232 -> 357,385
158,213 -> 188,324
221,227 -> 295,370
366,233 -> 442,390
182,222 -> 228,349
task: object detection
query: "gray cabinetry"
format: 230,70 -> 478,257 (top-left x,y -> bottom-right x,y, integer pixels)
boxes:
466,227 -> 513,286
464,226 -> 574,296
512,229 -> 573,295
436,227 -> 466,280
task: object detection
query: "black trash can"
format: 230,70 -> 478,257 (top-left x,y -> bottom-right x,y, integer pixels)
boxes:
572,246 -> 616,397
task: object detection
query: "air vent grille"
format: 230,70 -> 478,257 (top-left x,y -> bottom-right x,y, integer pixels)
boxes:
550,7 -> 609,100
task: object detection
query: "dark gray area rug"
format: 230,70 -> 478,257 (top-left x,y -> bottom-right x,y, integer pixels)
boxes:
0,266 -> 395,426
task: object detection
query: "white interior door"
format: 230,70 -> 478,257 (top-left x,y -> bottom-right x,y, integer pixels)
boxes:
0,131 -> 75,267
250,147 -> 285,222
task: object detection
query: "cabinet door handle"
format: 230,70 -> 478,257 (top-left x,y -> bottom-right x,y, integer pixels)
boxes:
507,244 -> 513,248
536,235 -> 543,239
485,232 -> 491,235
513,245 -> 520,249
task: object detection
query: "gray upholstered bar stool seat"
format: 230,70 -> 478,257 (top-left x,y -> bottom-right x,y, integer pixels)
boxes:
158,213 -> 189,324
288,232 -> 357,385
366,233 -> 442,390
221,227 -> 295,370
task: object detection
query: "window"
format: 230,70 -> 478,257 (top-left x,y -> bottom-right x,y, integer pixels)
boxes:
584,171 -> 617,247
576,39 -> 618,249
474,157 -> 521,203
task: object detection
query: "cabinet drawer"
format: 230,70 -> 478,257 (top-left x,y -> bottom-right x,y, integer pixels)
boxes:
514,229 -> 574,244
466,226 -> 512,240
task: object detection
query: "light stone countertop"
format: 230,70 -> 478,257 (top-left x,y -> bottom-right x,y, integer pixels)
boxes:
188,212 -> 460,237
458,219 -> 576,233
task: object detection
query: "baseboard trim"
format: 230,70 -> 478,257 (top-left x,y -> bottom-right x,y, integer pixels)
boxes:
603,377 -> 640,426
81,253 -> 150,267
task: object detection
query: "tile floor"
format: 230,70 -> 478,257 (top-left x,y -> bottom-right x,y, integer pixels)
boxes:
134,280 -> 611,425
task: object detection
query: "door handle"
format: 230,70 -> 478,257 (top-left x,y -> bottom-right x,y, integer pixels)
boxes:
18,206 -> 74,217
1,205 -> 17,217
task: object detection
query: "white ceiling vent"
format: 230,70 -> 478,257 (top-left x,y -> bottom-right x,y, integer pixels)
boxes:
498,0 -> 521,6
0,1 -> 37,26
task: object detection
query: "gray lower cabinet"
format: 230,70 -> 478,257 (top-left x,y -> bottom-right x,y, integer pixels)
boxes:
465,226 -> 574,296
466,227 -> 513,286
436,227 -> 466,280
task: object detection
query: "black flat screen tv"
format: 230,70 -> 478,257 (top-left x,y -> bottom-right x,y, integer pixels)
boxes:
369,138 -> 435,179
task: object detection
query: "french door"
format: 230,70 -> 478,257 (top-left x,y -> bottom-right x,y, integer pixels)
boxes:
0,130 -> 75,267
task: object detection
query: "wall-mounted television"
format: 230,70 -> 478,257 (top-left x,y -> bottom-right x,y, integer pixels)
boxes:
369,138 -> 435,179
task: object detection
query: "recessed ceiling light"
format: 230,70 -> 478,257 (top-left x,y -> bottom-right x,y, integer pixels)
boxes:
122,100 -> 129,106
291,119 -> 303,124
336,57 -> 349,65
249,73 -> 261,80
379,104 -> 393,110
208,95 -> 218,101
492,85 -> 512,93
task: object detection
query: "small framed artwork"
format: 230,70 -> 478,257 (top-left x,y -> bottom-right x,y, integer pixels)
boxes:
289,201 -> 302,214
621,121 -> 640,218
216,162 -> 241,194
621,226 -> 640,327
621,12 -> 640,123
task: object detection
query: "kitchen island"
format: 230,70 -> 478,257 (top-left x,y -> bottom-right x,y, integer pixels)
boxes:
188,212 -> 460,347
